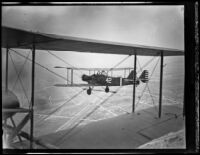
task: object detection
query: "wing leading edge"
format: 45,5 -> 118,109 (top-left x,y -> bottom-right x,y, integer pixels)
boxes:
2,26 -> 184,56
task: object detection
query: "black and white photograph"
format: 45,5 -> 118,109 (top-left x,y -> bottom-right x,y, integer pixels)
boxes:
2,2 -> 195,152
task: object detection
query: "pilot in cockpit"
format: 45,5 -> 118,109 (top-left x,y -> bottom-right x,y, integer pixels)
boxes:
96,70 -> 107,76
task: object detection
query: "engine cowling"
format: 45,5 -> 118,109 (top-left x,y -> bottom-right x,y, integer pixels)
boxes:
82,74 -> 92,81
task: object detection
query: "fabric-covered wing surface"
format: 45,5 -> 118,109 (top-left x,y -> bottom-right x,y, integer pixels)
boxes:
2,26 -> 184,56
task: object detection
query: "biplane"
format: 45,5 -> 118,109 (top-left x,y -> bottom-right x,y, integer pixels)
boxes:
54,66 -> 149,95
2,26 -> 184,149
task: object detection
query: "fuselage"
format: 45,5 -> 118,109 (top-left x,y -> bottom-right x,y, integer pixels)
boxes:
82,74 -> 140,86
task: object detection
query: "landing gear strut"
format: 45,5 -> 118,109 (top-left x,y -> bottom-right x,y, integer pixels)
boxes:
105,86 -> 109,93
87,87 -> 92,95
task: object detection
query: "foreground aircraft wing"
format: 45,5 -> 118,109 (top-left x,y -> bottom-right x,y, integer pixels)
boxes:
2,26 -> 184,56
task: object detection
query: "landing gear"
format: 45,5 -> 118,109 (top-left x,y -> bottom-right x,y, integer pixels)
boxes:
87,87 -> 92,95
105,86 -> 109,93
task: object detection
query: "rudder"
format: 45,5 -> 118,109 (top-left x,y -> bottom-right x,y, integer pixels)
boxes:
139,70 -> 149,83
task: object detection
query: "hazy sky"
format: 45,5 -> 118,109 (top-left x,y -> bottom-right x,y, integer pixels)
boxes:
2,5 -> 184,69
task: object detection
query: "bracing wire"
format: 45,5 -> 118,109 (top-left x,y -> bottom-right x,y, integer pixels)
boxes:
136,57 -> 160,108
85,86 -> 123,119
137,59 -> 158,112
55,85 -> 123,145
39,89 -> 85,122
46,50 -> 84,77
146,85 -> 158,112
41,48 -> 131,84
8,51 -> 30,105
109,55 -> 131,71
98,55 -> 131,90
12,50 -> 31,91
9,49 -> 71,83
98,55 -> 155,95
9,49 -> 89,105
136,56 -> 157,74
47,49 -> 131,82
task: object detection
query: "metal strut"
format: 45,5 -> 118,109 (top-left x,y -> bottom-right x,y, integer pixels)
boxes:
159,51 -> 164,118
30,43 -> 36,149
67,68 -> 69,85
71,69 -> 73,85
124,69 -> 126,78
5,47 -> 9,92
132,53 -> 137,113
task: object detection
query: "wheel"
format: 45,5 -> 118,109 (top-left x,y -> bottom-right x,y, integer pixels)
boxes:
87,88 -> 92,95
105,86 -> 109,93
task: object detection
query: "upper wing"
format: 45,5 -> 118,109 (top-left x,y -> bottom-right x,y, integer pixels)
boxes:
54,66 -> 134,71
2,26 -> 184,56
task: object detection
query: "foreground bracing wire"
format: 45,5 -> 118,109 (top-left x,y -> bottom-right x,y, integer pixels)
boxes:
46,49 -> 84,78
11,50 -> 31,91
8,50 -> 30,108
136,57 -> 160,110
9,48 -> 72,84
54,85 -> 124,145
137,57 -> 158,112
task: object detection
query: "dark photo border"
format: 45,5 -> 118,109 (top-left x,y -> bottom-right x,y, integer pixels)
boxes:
1,1 -> 199,154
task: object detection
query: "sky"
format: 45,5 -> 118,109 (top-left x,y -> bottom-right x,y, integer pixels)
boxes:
2,5 -> 184,74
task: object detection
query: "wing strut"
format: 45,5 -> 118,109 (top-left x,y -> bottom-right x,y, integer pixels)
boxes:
67,68 -> 69,85
158,51 -> 164,118
30,43 -> 36,149
71,68 -> 73,85
124,69 -> 126,78
132,53 -> 137,113
5,47 -> 9,92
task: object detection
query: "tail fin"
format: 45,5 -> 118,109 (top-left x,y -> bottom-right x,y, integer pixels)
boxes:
127,70 -> 135,79
139,70 -> 149,83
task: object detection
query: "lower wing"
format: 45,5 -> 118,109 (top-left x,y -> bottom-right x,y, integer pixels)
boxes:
54,83 -> 103,87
